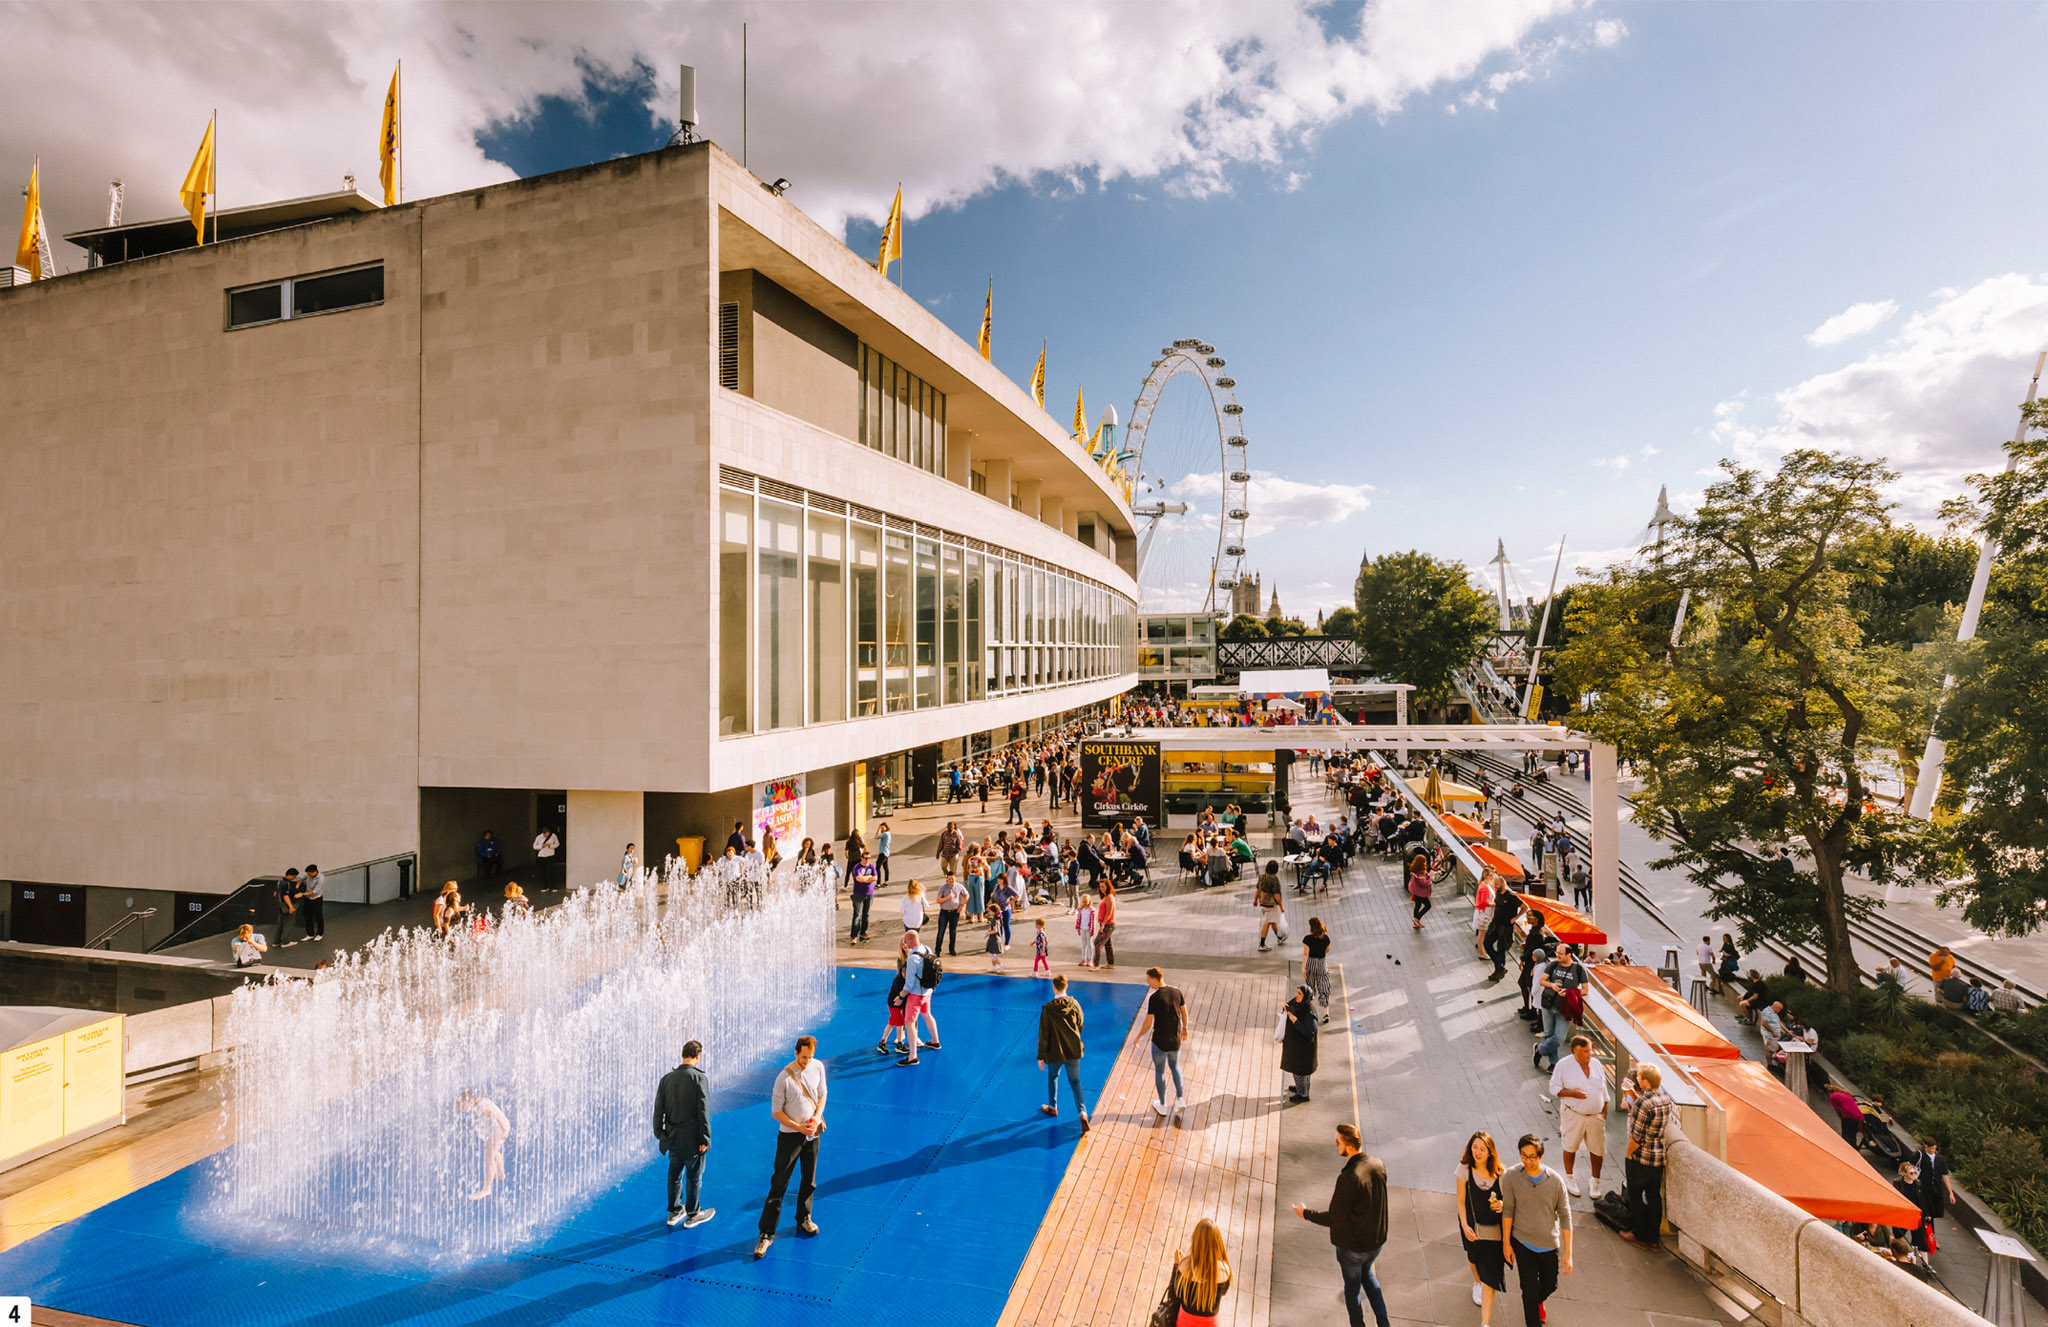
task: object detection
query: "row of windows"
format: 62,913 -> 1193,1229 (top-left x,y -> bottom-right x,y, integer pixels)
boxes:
226,264 -> 384,330
857,345 -> 946,477
718,479 -> 1137,737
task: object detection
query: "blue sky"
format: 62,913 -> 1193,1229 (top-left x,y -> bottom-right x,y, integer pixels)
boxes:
472,3 -> 2048,616
14,1 -> 2048,617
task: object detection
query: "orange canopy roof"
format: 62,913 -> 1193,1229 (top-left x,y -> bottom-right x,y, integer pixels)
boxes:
1676,1055 -> 1923,1228
1592,966 -> 1738,1060
1441,813 -> 1489,840
1515,892 -> 1607,944
1472,844 -> 1527,879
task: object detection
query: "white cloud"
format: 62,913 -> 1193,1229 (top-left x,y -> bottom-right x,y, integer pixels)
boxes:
1591,454 -> 1631,469
1640,443 -> 1660,457
2,0 -> 1624,259
1805,299 -> 1899,348
1163,470 -> 1373,538
1709,274 -> 2048,517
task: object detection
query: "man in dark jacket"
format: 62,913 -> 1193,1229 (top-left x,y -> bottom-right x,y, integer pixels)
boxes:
653,1041 -> 714,1228
1036,973 -> 1089,1131
1292,1125 -> 1390,1327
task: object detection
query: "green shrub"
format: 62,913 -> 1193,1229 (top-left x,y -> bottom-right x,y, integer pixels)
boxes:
1836,1032 -> 1890,1083
1956,1126 -> 2048,1251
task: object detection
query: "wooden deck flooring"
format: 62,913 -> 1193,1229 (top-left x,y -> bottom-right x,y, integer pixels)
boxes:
997,970 -> 1288,1327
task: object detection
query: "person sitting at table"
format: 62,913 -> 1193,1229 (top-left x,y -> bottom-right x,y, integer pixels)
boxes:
1284,818 -> 1308,854
1228,830 -> 1255,879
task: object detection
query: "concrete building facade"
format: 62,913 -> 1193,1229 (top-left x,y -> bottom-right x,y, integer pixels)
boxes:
0,143 -> 1138,938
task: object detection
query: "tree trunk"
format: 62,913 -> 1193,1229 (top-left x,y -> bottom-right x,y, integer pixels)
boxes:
1811,845 -> 1861,995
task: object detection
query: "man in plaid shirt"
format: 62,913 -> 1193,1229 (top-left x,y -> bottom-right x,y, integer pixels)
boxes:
1621,1065 -> 1675,1248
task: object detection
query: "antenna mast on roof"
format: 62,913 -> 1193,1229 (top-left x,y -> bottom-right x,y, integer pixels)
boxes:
671,65 -> 699,145
106,179 -> 124,227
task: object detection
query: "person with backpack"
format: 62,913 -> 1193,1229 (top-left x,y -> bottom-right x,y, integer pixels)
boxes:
752,1035 -> 826,1261
896,930 -> 942,1067
1532,945 -> 1587,1072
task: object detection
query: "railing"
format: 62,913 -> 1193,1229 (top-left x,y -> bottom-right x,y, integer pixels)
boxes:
84,907 -> 157,950
1217,635 -> 1365,672
149,878 -> 275,954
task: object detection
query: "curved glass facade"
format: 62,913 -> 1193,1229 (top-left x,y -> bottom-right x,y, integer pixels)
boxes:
718,472 -> 1136,737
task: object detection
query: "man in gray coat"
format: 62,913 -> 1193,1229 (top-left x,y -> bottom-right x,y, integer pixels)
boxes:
652,1041 -> 713,1228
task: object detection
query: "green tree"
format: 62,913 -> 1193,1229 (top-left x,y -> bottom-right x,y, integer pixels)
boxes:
1523,584 -> 1579,656
1845,527 -> 1977,647
1353,551 -> 1496,714
1219,613 -> 1269,642
1933,400 -> 2048,935
1322,606 -> 1360,639
1554,450 -> 1935,994
1265,615 -> 1309,637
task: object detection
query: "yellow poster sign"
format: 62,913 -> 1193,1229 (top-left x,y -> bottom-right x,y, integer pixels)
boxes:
1525,684 -> 1545,721
852,762 -> 869,836
0,1037 -> 65,1159
65,1015 -> 124,1134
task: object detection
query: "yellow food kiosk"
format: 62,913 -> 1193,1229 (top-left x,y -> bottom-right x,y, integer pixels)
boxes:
0,1007 -> 124,1172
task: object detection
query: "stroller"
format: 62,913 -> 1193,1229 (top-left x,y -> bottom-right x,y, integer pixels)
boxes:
1855,1096 -> 1907,1165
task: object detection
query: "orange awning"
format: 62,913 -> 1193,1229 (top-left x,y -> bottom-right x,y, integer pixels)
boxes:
1515,892 -> 1607,944
1676,1055 -> 1923,1228
1472,844 -> 1527,879
1593,966 -> 1738,1060
1441,813 -> 1489,840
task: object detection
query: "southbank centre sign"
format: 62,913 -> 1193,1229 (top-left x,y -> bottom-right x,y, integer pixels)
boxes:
1079,738 -> 1162,831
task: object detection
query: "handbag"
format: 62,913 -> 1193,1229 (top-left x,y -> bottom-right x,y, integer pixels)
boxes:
783,1064 -> 828,1135
1147,1269 -> 1183,1327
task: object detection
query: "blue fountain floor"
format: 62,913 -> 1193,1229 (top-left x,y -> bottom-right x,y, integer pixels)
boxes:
0,969 -> 1144,1327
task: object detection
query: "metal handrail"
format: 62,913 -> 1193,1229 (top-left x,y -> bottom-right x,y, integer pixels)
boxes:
148,878 -> 273,953
85,907 -> 157,950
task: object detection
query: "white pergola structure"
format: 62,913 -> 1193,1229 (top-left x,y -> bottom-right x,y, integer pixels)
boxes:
1115,724 -> 1620,940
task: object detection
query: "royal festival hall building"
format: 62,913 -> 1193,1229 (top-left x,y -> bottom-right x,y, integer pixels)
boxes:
0,142 -> 1139,945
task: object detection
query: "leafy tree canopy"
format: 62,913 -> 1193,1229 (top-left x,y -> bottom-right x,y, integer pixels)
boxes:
1845,527 -> 1977,647
1322,605 -> 1360,639
1219,613 -> 1268,642
1353,551 -> 1496,712
1554,449 -> 1938,993
1934,400 -> 2048,934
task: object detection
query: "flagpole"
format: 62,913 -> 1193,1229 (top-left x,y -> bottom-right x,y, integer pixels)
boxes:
397,59 -> 404,203
210,110 -> 218,245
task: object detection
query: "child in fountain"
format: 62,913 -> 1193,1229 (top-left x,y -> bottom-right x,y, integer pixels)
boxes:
458,1090 -> 511,1201
986,915 -> 1007,972
1075,894 -> 1097,968
1031,919 -> 1050,975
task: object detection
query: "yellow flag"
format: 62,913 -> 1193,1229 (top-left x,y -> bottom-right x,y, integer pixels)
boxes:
977,279 -> 992,360
180,117 -> 215,244
378,62 -> 401,206
877,185 -> 902,277
1029,342 -> 1045,407
1072,385 -> 1086,441
15,159 -> 42,279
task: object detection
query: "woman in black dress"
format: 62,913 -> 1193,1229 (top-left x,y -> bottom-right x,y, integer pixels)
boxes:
1281,983 -> 1319,1103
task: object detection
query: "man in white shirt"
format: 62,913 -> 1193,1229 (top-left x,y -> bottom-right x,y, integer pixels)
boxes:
1694,935 -> 1718,994
754,1035 -> 826,1259
532,827 -> 561,890
1547,1035 -> 1610,1197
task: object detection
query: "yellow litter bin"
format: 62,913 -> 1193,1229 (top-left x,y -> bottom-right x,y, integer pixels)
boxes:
676,836 -> 706,874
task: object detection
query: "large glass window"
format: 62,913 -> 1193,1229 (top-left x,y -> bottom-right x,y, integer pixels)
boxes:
915,538 -> 939,709
884,531 -> 912,713
808,513 -> 847,724
857,346 -> 947,477
719,492 -> 752,736
965,550 -> 983,701
852,524 -> 880,716
942,544 -> 963,706
757,500 -> 805,731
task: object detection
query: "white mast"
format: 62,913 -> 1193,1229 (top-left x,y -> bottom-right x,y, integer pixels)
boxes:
1908,350 -> 2048,818
1489,539 -> 1511,630
1522,536 -> 1566,716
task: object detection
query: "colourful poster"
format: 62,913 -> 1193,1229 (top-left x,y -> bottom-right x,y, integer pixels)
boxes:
1079,738 -> 1162,831
852,762 -> 869,836
752,775 -> 807,853
64,1015 -> 124,1133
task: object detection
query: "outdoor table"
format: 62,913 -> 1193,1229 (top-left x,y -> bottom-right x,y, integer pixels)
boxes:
1977,1228 -> 2036,1326
1283,851 -> 1320,892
